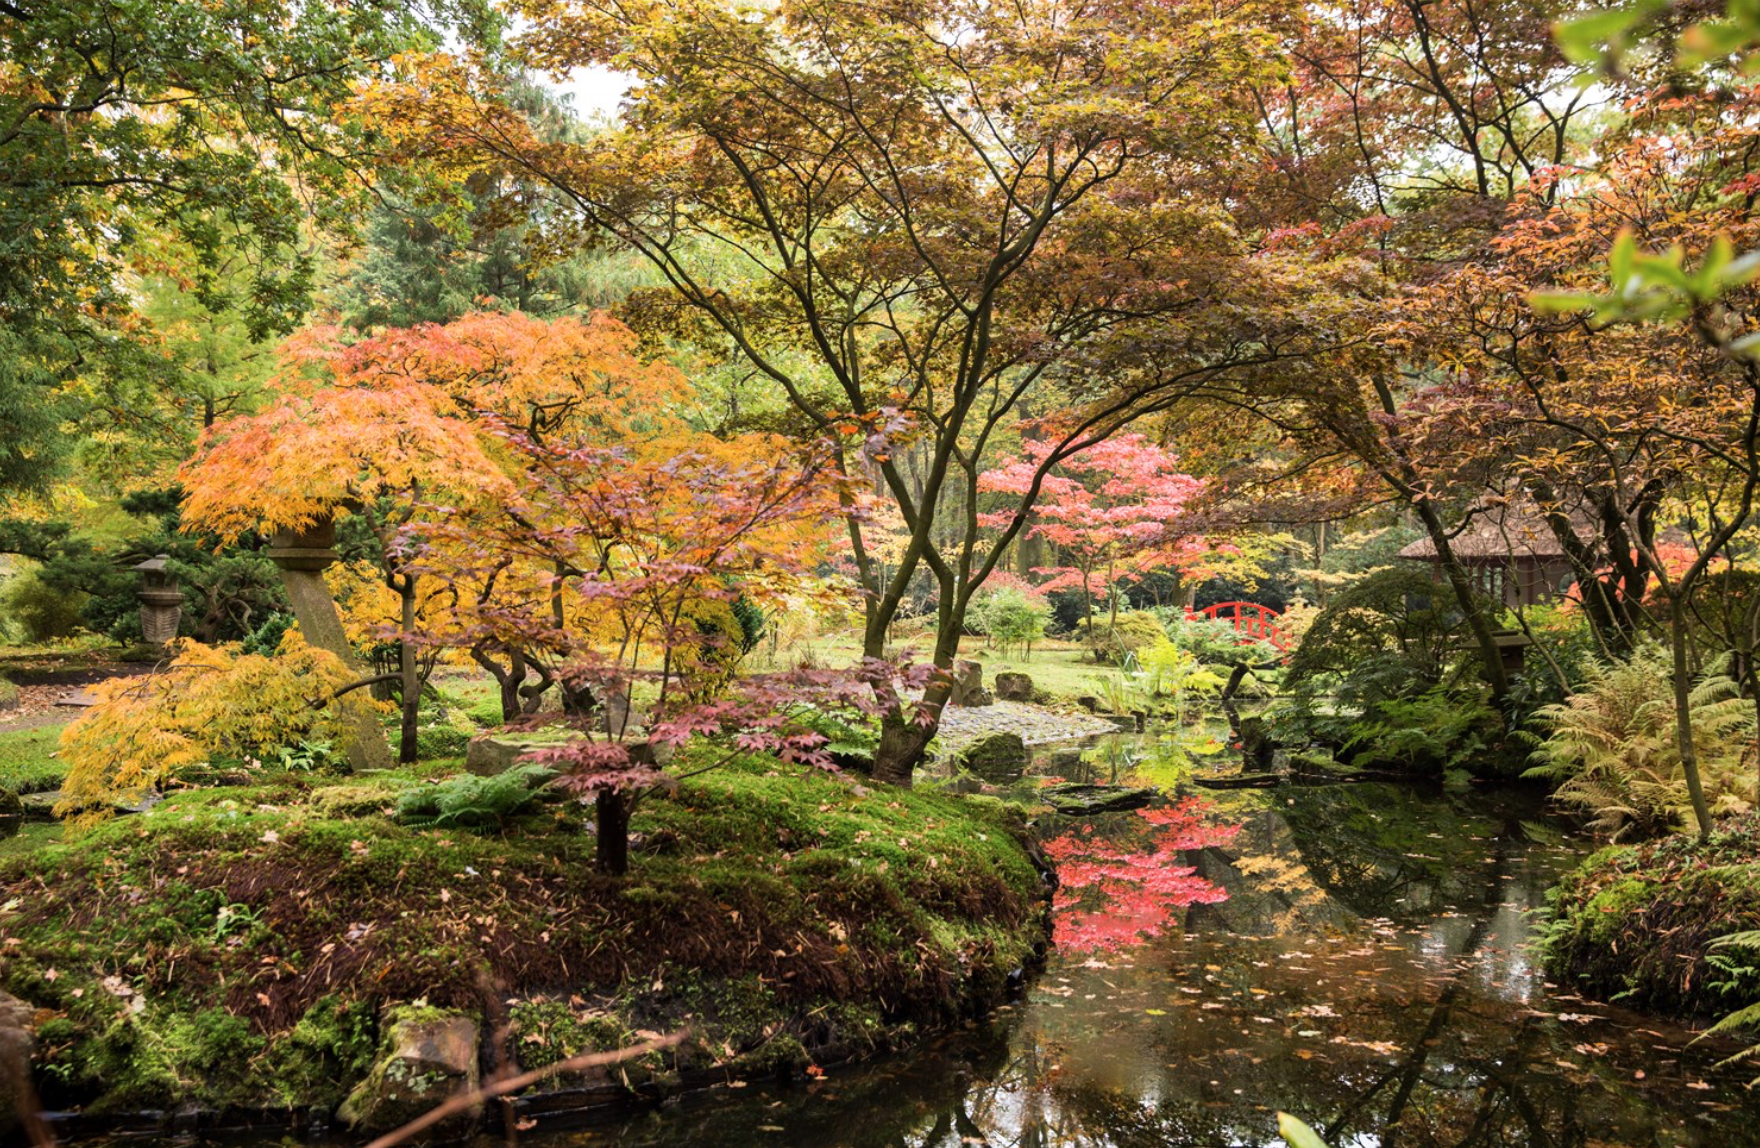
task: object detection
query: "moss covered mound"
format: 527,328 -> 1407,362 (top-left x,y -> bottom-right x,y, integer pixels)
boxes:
1543,814 -> 1760,1017
0,754 -> 1047,1119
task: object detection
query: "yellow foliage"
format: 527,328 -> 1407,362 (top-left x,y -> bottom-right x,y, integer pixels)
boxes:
56,634 -> 359,829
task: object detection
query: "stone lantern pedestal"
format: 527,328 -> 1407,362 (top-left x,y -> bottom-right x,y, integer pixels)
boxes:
267,518 -> 393,771
133,554 -> 184,646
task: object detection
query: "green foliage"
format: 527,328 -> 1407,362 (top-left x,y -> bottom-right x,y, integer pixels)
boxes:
1287,565 -> 1486,691
1077,610 -> 1169,664
1276,566 -> 1500,769
1,567 -> 89,643
1344,686 -> 1500,776
1156,613 -> 1279,667
395,764 -> 556,830
791,707 -> 881,760
240,613 -> 297,657
276,739 -> 340,773
1524,645 -> 1756,840
970,586 -> 1050,658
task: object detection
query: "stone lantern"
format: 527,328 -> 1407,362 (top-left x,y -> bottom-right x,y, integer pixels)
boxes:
264,514 -> 393,771
133,554 -> 184,646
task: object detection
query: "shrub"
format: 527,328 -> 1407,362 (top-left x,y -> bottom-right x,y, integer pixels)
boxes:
1344,685 -> 1500,775
0,567 -> 88,643
1287,564 -> 1487,690
395,764 -> 556,830
1524,644 -> 1756,840
969,585 -> 1050,658
1076,610 -> 1167,664
1154,612 -> 1279,666
56,634 -> 359,827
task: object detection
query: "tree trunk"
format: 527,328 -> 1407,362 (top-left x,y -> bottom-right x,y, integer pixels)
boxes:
1669,604 -> 1716,839
397,583 -> 420,764
868,607 -> 960,786
596,789 -> 630,875
1412,501 -> 1510,700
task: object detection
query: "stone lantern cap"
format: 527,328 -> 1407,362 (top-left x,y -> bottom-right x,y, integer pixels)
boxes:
134,554 -> 184,607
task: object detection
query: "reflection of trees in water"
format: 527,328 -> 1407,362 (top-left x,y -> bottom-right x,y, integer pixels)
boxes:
1274,784 -> 1506,920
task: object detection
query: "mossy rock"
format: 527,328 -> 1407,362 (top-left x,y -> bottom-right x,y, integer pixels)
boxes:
0,678 -> 17,712
1042,782 -> 1155,815
338,1006 -> 480,1132
957,732 -> 1026,782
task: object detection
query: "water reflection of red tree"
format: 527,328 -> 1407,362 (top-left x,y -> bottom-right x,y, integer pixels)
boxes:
1043,798 -> 1240,950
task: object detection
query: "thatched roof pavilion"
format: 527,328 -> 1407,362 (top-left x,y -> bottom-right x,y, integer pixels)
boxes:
1396,506 -> 1575,608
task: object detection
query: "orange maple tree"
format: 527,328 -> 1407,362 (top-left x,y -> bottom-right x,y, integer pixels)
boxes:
179,311 -> 688,760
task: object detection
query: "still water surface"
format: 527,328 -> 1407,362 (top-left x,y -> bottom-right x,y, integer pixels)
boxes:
516,734 -> 1758,1148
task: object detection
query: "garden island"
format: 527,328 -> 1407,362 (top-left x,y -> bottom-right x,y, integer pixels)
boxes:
3,1 -> 1760,1145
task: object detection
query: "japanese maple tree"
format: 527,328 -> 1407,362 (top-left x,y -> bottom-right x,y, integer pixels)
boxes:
403,419 -> 930,873
179,311 -> 684,760
978,434 -> 1207,635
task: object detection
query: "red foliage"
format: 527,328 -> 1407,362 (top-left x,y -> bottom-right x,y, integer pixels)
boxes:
977,433 -> 1210,608
1042,798 -> 1240,951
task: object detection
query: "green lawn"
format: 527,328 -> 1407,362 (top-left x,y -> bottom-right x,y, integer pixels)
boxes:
753,632 -> 1110,705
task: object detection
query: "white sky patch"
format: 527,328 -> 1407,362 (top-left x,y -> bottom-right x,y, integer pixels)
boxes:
545,64 -> 633,120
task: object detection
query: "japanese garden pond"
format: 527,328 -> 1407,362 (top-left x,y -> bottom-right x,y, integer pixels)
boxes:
206,733 -> 1760,1148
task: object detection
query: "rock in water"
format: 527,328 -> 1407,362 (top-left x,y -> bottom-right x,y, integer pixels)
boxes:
958,732 -> 1028,781
1042,782 -> 1156,814
338,1008 -> 480,1132
994,671 -> 1034,702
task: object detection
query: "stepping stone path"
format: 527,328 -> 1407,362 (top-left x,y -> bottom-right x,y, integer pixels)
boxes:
934,701 -> 1121,756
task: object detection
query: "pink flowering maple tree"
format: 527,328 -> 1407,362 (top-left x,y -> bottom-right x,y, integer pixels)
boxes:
977,433 -> 1209,633
1043,797 -> 1241,951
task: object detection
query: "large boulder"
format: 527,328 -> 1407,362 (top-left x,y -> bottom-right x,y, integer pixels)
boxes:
947,660 -> 993,707
465,731 -> 583,776
1042,782 -> 1156,815
957,732 -> 1027,782
338,1007 -> 480,1132
0,990 -> 33,1134
993,671 -> 1034,702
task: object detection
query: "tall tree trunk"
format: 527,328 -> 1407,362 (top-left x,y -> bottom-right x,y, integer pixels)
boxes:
1669,604 -> 1716,839
397,579 -> 420,764
1411,500 -> 1511,700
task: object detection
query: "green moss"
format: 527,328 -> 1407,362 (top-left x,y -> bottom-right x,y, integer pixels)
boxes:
0,752 -> 1046,1117
0,724 -> 67,794
1545,817 -> 1760,1016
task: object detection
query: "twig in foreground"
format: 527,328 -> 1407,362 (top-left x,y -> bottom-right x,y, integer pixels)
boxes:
362,1029 -> 688,1148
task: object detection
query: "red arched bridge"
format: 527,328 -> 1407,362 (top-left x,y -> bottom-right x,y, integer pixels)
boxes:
1187,601 -> 1289,653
